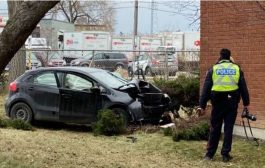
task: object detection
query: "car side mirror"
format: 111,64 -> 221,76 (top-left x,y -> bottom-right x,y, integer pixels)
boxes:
90,87 -> 101,95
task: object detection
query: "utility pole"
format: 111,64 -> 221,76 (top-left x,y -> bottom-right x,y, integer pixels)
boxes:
132,0 -> 139,78
133,0 -> 138,53
150,0 -> 154,35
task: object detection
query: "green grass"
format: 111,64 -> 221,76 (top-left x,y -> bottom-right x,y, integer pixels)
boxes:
0,94 -> 265,168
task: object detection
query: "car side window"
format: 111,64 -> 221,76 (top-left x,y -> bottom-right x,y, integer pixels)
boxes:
64,73 -> 93,91
94,53 -> 102,60
138,55 -> 143,61
33,72 -> 57,87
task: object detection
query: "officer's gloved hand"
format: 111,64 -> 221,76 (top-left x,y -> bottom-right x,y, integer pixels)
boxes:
196,107 -> 205,117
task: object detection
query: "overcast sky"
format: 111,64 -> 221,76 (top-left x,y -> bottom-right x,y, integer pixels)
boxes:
0,0 -> 200,34
113,1 -> 200,34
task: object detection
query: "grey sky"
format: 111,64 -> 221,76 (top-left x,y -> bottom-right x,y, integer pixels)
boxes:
0,1 -> 200,34
113,0 -> 200,34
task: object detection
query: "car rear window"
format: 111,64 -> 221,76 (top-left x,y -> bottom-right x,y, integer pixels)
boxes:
109,53 -> 126,59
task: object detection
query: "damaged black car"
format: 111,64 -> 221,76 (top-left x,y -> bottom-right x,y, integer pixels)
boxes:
5,67 -> 176,125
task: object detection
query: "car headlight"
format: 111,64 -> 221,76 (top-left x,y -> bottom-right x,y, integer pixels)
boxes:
164,93 -> 169,98
74,61 -> 80,65
63,60 -> 66,66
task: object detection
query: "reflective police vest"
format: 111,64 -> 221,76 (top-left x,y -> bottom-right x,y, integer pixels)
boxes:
212,60 -> 240,91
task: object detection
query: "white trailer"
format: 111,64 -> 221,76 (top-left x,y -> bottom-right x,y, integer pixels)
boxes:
184,32 -> 200,51
82,31 -> 110,52
111,37 -> 133,51
63,32 -> 84,58
139,37 -> 162,52
63,31 -> 111,57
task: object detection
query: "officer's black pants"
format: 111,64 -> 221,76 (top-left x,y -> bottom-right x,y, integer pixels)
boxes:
206,93 -> 238,157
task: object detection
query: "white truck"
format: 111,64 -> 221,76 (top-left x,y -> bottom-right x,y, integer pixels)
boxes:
139,36 -> 163,52
64,31 -> 110,55
63,31 -> 111,63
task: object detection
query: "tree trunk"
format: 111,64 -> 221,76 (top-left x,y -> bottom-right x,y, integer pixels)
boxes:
0,1 -> 58,75
8,1 -> 26,83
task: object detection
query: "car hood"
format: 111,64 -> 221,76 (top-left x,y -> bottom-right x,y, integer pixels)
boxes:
116,79 -> 163,99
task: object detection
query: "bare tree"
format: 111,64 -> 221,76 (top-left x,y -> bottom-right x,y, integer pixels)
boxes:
163,1 -> 200,30
7,1 -> 26,83
47,0 -> 116,31
0,1 -> 58,74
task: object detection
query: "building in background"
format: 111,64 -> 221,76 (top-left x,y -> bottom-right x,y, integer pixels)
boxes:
75,24 -> 110,32
201,1 -> 265,138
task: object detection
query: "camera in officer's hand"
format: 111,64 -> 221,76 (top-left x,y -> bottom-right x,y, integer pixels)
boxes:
241,107 -> 257,121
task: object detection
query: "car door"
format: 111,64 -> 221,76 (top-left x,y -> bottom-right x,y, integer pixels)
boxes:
59,72 -> 102,124
102,53 -> 113,71
26,71 -> 60,121
93,53 -> 104,69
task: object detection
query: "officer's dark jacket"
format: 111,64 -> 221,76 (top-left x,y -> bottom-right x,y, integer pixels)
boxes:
199,60 -> 250,109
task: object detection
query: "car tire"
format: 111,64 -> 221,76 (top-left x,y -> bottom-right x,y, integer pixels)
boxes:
111,108 -> 129,128
128,68 -> 134,77
145,67 -> 153,76
10,102 -> 33,123
116,64 -> 124,70
81,64 -> 89,67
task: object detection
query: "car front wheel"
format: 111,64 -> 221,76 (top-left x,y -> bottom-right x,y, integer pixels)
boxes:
111,108 -> 129,128
10,102 -> 33,123
145,67 -> 153,76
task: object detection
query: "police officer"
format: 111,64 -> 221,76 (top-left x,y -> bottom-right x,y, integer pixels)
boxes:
198,48 -> 250,162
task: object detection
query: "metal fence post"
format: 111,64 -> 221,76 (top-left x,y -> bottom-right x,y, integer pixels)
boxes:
165,50 -> 169,81
89,50 -> 95,68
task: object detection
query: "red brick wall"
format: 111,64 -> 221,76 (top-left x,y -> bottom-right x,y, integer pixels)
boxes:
201,1 -> 265,128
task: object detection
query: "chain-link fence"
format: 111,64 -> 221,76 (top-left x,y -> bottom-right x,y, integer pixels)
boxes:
22,49 -> 199,81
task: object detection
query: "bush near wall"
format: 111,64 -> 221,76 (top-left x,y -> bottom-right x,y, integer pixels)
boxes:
155,75 -> 209,141
153,75 -> 200,108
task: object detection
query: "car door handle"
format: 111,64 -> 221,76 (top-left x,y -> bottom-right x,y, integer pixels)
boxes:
28,86 -> 34,91
61,93 -> 72,99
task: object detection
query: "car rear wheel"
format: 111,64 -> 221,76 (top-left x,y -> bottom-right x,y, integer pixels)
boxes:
81,64 -> 89,67
10,102 -> 33,123
111,108 -> 129,128
145,67 -> 153,76
128,67 -> 134,77
116,64 -> 124,70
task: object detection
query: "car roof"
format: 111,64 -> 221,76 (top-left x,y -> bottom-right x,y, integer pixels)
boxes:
27,67 -> 106,75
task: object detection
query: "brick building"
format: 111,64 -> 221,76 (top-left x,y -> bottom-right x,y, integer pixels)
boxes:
201,1 -> 265,138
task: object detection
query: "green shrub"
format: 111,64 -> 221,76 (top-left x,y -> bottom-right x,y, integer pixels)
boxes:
172,120 -> 209,141
0,73 -> 8,90
153,75 -> 200,107
0,118 -> 34,131
0,119 -> 8,128
92,109 -> 126,136
163,127 -> 173,136
8,119 -> 34,131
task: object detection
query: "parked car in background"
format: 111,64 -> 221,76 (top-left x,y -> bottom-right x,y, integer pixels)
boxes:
5,67 -> 174,125
47,52 -> 66,67
70,54 -> 92,67
71,52 -> 129,71
128,54 -> 178,76
26,52 -> 42,70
